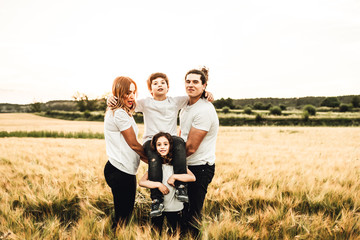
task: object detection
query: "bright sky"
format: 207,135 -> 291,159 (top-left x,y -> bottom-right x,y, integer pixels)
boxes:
1,0 -> 360,104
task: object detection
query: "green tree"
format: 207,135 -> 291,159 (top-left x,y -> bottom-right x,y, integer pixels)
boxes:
269,106 -> 282,115
303,105 -> 316,116
222,106 -> 230,114
321,97 -> 340,108
29,101 -> 43,112
351,96 -> 360,108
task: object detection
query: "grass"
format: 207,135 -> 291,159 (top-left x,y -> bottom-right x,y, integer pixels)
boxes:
1,113 -> 360,239
0,130 -> 104,139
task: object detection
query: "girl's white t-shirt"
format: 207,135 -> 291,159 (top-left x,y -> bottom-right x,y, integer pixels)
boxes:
162,164 -> 183,212
136,96 -> 188,142
104,108 -> 140,175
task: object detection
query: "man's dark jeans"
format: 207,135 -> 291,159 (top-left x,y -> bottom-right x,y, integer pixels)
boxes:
144,136 -> 187,202
183,163 -> 215,238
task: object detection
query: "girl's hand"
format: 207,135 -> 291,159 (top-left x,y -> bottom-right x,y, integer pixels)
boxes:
205,91 -> 214,102
167,175 -> 176,187
158,183 -> 170,195
106,96 -> 118,107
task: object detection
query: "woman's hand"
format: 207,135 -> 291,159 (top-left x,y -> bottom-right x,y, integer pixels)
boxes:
157,183 -> 170,195
107,95 -> 118,107
167,175 -> 176,187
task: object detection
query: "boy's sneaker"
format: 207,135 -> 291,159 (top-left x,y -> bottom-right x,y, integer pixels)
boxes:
150,199 -> 164,218
175,184 -> 188,203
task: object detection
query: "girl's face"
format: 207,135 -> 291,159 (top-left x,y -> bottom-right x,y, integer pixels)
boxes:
156,136 -> 170,156
124,83 -> 136,108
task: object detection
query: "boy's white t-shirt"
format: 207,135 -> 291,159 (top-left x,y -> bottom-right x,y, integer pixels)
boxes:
180,98 -> 219,166
104,109 -> 140,175
162,164 -> 183,212
136,96 -> 188,142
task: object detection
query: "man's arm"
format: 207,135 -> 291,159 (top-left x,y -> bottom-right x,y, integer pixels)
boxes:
185,127 -> 208,157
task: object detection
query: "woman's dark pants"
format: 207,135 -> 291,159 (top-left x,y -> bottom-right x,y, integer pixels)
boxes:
104,161 -> 136,228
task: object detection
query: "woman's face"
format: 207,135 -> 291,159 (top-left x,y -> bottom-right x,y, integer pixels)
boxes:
124,83 -> 136,108
156,136 -> 170,156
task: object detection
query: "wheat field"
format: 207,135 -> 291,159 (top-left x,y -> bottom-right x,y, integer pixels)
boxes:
1,113 -> 360,239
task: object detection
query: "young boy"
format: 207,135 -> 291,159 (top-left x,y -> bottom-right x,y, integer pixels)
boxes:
107,72 -> 213,217
139,132 -> 195,234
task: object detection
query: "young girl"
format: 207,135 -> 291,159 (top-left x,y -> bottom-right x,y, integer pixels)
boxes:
139,132 -> 196,234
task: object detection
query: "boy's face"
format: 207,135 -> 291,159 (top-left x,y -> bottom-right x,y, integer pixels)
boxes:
156,136 -> 170,156
150,77 -> 168,97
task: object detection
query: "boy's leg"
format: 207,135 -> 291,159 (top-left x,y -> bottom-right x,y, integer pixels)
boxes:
143,140 -> 163,201
143,140 -> 164,217
171,136 -> 188,202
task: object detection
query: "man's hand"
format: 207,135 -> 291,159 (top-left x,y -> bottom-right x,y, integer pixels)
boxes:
205,91 -> 214,102
107,95 -> 118,107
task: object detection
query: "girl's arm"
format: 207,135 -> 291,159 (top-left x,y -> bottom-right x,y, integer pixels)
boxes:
167,168 -> 196,187
139,172 -> 170,195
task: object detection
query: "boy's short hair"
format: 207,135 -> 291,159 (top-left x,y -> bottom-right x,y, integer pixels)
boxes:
147,72 -> 169,91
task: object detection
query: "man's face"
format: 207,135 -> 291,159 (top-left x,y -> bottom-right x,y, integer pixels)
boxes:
185,73 -> 205,99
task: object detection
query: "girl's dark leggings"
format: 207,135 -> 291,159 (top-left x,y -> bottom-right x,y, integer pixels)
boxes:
144,136 -> 187,201
104,161 -> 136,228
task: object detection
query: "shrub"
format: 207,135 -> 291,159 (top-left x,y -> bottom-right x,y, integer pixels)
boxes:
255,113 -> 263,122
243,107 -> 252,115
222,106 -> 230,114
303,111 -> 310,121
269,106 -> 282,115
279,104 -> 287,110
83,110 -> 91,118
303,105 -> 316,116
253,102 -> 264,110
339,104 -> 352,112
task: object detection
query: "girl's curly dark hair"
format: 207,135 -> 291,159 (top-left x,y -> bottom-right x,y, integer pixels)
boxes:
151,132 -> 173,164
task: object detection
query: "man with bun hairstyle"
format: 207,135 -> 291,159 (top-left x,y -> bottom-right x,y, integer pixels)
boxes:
180,67 -> 219,238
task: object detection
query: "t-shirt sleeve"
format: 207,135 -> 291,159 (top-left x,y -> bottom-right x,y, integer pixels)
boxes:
174,95 -> 189,110
191,107 -> 212,132
135,98 -> 145,112
114,110 -> 132,132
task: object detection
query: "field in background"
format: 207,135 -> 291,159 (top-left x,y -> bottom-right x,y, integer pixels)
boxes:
1,113 -> 360,239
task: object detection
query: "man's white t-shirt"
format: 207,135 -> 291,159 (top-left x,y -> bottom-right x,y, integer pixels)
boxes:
104,109 -> 140,175
162,164 -> 184,212
180,98 -> 219,166
136,96 -> 188,142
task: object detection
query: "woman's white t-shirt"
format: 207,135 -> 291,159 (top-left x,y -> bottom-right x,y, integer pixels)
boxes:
104,108 -> 140,175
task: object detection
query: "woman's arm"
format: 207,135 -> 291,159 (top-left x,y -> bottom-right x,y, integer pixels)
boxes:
139,172 -> 169,195
121,127 -> 148,163
167,168 -> 196,187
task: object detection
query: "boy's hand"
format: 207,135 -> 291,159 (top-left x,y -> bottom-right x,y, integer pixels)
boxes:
106,96 -> 118,107
167,175 -> 176,187
205,91 -> 214,102
157,183 -> 170,195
